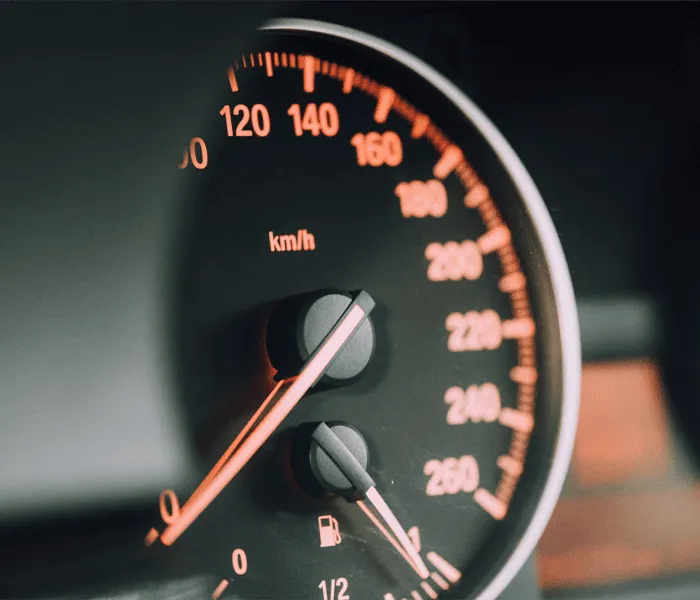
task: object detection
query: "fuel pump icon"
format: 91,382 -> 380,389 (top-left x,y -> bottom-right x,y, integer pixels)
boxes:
318,515 -> 342,548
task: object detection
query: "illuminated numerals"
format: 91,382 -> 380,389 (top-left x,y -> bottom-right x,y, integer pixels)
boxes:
159,489 -> 181,525
319,578 -> 350,600
395,179 -> 447,218
444,383 -> 501,425
446,310 -> 502,351
177,137 -> 208,170
350,131 -> 402,166
424,456 -> 479,496
232,549 -> 248,575
288,103 -> 339,136
425,241 -> 483,281
220,104 -> 271,137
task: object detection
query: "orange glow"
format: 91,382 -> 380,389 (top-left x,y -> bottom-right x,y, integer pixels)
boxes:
538,486 -> 700,589
160,304 -> 368,545
167,49 -> 543,563
182,380 -> 286,515
537,360 -> 700,590
575,360 -> 669,487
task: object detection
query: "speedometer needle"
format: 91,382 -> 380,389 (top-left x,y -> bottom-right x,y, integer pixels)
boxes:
159,291 -> 375,546
311,422 -> 431,579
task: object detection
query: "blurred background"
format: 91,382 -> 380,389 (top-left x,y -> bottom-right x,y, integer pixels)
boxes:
1,3 -> 699,599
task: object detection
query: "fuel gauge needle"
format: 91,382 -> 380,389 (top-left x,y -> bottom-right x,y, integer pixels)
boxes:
159,291 -> 375,546
311,423 -> 431,579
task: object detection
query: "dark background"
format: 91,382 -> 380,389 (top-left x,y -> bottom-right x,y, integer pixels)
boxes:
0,3 -> 698,599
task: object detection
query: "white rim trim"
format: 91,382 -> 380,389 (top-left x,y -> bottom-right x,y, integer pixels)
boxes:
262,18 -> 581,600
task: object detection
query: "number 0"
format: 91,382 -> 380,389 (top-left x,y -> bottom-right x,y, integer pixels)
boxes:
232,549 -> 248,575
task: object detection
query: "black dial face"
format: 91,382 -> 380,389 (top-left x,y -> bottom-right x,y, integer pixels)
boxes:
149,21 -> 579,600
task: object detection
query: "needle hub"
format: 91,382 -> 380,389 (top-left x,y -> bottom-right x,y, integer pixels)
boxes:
291,421 -> 372,499
266,290 -> 375,386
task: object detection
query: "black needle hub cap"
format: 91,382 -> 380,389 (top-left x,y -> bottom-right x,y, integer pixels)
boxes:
291,421 -> 371,499
266,290 -> 375,386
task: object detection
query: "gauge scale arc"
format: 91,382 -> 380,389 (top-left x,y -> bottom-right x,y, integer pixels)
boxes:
147,18 -> 580,600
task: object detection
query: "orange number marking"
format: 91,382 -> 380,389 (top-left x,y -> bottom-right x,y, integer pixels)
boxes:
395,180 -> 447,218
221,104 -> 271,137
159,489 -> 181,525
425,241 -> 483,281
287,103 -> 339,137
444,383 -> 501,425
445,310 -> 502,351
424,456 -> 480,496
350,131 -> 402,167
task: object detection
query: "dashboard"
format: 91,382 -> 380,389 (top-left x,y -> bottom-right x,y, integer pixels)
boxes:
0,3 -> 698,600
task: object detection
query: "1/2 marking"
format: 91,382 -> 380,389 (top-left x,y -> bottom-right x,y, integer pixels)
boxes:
319,578 -> 350,600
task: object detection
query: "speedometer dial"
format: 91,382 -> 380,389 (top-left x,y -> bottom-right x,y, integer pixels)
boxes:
145,19 -> 580,600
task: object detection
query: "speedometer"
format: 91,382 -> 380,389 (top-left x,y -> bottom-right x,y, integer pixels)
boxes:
145,19 -> 580,600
